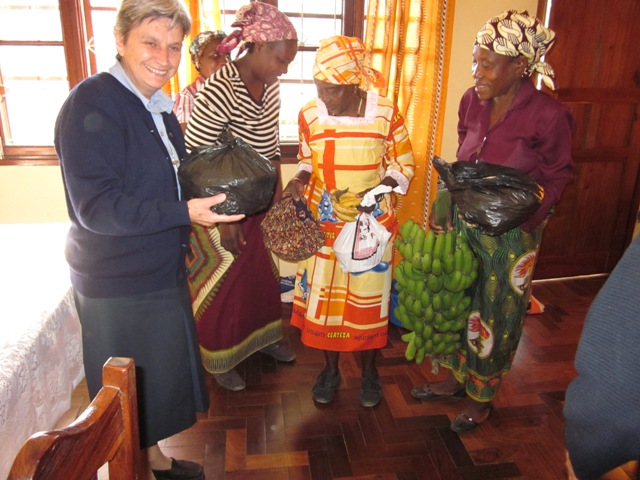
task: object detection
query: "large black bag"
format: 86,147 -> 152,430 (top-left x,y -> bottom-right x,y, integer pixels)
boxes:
432,156 -> 544,236
178,129 -> 277,215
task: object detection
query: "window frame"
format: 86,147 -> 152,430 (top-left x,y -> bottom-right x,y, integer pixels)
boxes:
0,0 -> 365,165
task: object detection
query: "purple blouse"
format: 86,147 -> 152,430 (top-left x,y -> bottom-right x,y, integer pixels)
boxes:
457,78 -> 574,232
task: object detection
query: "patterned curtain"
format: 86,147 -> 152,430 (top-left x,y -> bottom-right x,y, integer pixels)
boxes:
363,0 -> 455,231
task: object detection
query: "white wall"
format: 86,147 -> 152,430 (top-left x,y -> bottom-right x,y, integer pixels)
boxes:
0,166 -> 69,223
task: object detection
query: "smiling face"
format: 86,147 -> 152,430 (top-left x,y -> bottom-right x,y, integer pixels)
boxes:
471,44 -> 526,102
115,16 -> 184,99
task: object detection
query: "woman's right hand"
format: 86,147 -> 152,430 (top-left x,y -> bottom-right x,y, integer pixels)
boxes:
187,194 -> 245,227
219,222 -> 246,255
428,208 -> 454,234
283,171 -> 310,201
283,178 -> 304,200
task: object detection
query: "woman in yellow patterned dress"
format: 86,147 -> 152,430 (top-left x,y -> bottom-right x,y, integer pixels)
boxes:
284,36 -> 415,407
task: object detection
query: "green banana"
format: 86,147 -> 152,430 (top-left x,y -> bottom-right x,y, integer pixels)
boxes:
433,232 -> 446,260
399,223 -> 479,368
420,252 -> 432,273
423,229 -> 436,254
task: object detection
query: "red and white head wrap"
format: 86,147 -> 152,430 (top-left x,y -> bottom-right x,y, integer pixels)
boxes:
476,10 -> 557,90
312,36 -> 385,89
217,2 -> 298,55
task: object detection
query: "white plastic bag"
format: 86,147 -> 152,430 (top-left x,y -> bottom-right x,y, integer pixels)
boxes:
333,212 -> 391,273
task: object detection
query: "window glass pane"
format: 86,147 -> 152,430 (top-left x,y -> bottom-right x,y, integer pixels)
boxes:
0,46 -> 68,145
220,13 -> 238,32
279,0 -> 343,16
279,82 -> 317,143
0,2 -> 62,42
89,0 -> 118,6
292,17 -> 343,46
90,10 -> 118,73
218,0 -> 246,18
281,50 -> 316,81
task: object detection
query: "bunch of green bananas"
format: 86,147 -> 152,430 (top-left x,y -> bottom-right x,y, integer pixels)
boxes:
393,219 -> 478,368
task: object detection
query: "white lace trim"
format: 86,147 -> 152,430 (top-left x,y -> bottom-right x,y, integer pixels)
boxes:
316,91 -> 377,125
385,169 -> 411,194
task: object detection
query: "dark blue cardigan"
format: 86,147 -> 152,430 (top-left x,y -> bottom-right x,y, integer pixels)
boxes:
55,73 -> 192,297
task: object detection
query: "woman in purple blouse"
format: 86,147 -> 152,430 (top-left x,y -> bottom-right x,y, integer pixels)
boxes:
412,10 -> 574,432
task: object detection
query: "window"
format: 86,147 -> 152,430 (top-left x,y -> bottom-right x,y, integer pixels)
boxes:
0,0 -> 364,165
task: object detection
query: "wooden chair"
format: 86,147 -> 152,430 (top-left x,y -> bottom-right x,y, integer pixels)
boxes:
8,357 -> 141,480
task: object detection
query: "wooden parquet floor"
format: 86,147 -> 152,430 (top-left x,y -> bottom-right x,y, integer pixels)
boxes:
60,275 -> 630,480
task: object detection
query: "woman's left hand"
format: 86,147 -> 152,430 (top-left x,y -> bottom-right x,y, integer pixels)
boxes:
356,177 -> 399,213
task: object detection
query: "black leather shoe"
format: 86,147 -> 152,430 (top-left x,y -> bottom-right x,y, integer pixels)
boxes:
411,384 -> 466,401
360,375 -> 383,407
152,458 -> 204,480
312,370 -> 341,403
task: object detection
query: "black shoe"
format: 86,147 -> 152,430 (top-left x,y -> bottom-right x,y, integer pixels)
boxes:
152,458 -> 204,480
411,384 -> 466,401
360,375 -> 382,407
312,370 -> 341,403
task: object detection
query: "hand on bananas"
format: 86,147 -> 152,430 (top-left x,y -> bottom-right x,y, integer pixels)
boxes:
393,219 -> 478,370
330,188 -> 364,222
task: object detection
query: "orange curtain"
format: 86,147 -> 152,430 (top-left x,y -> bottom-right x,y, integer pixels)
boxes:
163,0 -> 222,99
363,0 -> 455,231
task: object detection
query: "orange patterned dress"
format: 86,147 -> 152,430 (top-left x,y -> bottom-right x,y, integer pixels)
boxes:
290,91 -> 414,352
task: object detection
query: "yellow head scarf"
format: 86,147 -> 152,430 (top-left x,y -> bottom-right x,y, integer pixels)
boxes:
476,10 -> 557,90
312,36 -> 385,88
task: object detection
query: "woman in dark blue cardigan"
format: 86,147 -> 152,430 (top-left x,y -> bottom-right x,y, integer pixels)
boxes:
54,1 -> 242,478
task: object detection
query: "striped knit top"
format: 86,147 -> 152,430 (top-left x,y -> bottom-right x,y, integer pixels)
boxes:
184,61 -> 281,159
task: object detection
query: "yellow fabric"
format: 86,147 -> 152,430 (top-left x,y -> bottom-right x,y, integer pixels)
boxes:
362,0 -> 455,236
312,35 -> 384,88
298,94 -> 415,201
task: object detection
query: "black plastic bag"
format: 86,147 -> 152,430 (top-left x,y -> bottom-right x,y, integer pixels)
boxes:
432,156 -> 544,236
178,129 -> 277,215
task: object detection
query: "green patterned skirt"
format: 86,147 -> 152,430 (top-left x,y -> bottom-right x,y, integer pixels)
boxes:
440,215 -> 544,402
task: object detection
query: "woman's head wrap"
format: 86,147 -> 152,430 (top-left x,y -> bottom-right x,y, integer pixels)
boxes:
189,30 -> 227,70
312,36 -> 384,89
217,2 -> 298,55
476,10 -> 557,90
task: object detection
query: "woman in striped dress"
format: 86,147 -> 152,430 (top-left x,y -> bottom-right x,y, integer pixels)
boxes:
184,2 -> 298,391
284,36 -> 415,407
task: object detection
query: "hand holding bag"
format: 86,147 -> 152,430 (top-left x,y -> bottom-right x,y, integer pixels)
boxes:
261,196 -> 325,262
178,129 -> 277,215
333,212 -> 391,273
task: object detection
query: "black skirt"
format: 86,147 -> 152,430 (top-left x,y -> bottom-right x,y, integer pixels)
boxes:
73,285 -> 209,448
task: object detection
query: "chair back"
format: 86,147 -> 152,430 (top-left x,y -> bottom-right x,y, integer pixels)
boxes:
8,357 -> 140,480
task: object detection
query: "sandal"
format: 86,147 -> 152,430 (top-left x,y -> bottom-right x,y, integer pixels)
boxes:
450,406 -> 493,433
411,384 -> 466,401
